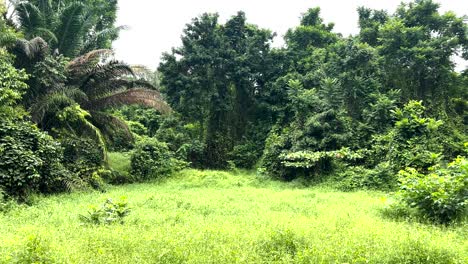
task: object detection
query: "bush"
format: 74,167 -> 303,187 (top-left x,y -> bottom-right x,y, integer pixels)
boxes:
0,49 -> 28,109
0,120 -> 70,198
397,156 -> 468,224
79,198 -> 131,225
60,134 -> 104,179
228,141 -> 261,169
260,130 -> 290,180
131,138 -> 186,181
388,101 -> 444,172
336,162 -> 395,191
176,139 -> 205,168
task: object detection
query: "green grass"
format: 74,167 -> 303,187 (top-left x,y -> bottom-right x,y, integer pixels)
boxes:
0,170 -> 466,263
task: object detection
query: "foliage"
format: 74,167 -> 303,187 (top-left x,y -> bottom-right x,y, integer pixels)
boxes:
112,105 -> 163,137
0,3 -> 18,48
131,138 -> 186,181
160,11 -> 276,168
334,162 -> 395,191
388,101 -> 444,172
0,49 -> 28,117
260,83 -> 354,180
10,235 -> 57,264
11,47 -> 171,166
11,0 -> 122,57
112,107 -> 206,166
58,132 -> 109,190
398,155 -> 468,224
377,0 -> 468,106
259,129 -> 290,180
79,197 -> 131,225
60,133 -> 104,172
0,119 -> 69,198
228,141 -> 261,169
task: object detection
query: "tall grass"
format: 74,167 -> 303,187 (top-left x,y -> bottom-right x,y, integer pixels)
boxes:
0,170 -> 466,263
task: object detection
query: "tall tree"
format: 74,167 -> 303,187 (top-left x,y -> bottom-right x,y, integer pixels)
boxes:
374,0 -> 467,109
160,12 -> 275,168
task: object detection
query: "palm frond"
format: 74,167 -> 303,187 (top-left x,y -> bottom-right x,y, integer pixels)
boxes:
31,0 -> 55,28
84,78 -> 156,100
126,79 -> 157,90
80,112 -> 108,164
88,111 -> 134,146
54,1 -> 86,57
61,86 -> 89,104
130,65 -> 159,82
29,86 -> 88,123
77,60 -> 134,91
82,25 -> 128,53
30,89 -> 75,124
12,37 -> 49,64
67,49 -> 114,77
88,88 -> 172,114
34,27 -> 58,44
14,1 -> 44,37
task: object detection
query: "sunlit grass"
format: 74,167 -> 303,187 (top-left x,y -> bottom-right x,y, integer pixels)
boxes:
0,169 -> 466,263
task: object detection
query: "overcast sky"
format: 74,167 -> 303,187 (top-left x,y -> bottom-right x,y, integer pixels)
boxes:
112,0 -> 468,70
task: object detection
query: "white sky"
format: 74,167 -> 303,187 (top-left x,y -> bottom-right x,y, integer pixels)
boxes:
113,0 -> 468,70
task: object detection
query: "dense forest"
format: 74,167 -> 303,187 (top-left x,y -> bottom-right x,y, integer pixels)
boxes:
1,0 -> 467,229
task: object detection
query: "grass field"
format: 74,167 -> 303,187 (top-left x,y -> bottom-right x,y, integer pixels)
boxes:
0,170 -> 466,263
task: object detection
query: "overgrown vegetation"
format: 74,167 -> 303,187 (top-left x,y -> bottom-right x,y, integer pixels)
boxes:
0,170 -> 466,263
0,0 -> 467,260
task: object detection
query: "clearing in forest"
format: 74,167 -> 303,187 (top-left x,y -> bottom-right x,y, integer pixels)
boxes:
0,170 -> 466,263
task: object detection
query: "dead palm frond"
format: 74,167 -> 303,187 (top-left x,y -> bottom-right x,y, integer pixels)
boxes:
88,88 -> 172,114
12,37 -> 49,60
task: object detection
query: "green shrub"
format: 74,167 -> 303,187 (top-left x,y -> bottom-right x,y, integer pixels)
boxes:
176,140 -> 205,168
79,198 -> 131,225
388,101 -> 444,172
228,141 -> 261,169
260,130 -> 290,180
105,127 -> 134,152
60,134 -> 104,180
128,120 -> 148,136
0,49 -> 28,110
131,138 -> 186,181
398,156 -> 468,224
336,162 -> 395,191
0,120 -> 70,198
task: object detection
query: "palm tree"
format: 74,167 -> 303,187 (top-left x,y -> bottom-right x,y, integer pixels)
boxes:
10,0 -> 123,57
29,49 -> 171,146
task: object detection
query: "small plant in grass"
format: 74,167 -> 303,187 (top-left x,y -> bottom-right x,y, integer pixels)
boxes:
0,188 -> 15,213
79,197 -> 131,225
12,235 -> 56,264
